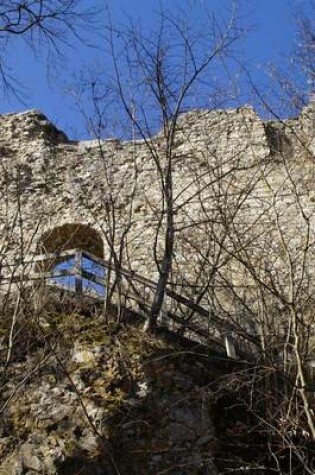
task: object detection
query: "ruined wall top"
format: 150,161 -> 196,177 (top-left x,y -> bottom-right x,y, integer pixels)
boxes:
0,109 -> 68,147
0,102 -> 313,160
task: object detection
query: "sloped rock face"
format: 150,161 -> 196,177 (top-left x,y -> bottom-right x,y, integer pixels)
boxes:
0,310 -> 220,474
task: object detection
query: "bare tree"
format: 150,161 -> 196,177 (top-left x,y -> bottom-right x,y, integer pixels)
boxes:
0,0 -> 96,95
77,2 -> 244,332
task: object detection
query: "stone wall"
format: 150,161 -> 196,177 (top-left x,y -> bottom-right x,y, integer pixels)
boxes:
1,104 -> 315,328
0,105 -> 269,265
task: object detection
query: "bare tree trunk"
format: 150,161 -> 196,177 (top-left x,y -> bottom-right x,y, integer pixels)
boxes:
144,226 -> 174,332
144,167 -> 174,332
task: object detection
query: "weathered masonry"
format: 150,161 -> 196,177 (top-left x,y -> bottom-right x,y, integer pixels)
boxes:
1,104 -> 315,338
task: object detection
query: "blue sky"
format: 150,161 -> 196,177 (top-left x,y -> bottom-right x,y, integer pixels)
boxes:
0,0 -> 312,138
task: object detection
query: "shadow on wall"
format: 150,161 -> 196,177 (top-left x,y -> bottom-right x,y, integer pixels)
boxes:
38,223 -> 104,258
264,123 -> 293,159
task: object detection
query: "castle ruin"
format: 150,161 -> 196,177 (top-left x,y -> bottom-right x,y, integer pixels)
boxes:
1,103 -> 315,347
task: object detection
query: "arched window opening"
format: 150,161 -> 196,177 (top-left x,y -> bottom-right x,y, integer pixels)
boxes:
37,224 -> 106,297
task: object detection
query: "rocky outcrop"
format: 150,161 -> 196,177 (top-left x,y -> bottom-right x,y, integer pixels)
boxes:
0,308 -> 222,474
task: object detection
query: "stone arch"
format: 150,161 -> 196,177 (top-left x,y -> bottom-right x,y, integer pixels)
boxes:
37,223 -> 104,259
36,224 -> 106,296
